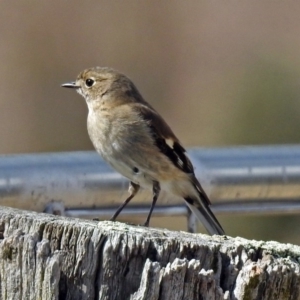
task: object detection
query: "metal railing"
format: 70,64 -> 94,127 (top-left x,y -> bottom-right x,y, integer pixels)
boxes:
1,145 -> 300,223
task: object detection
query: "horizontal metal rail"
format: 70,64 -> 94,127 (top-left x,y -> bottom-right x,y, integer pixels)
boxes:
1,145 -> 300,218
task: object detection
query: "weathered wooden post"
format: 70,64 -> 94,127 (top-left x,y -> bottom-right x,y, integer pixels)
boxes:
0,206 -> 299,300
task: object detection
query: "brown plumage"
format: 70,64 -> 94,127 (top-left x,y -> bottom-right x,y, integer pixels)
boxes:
62,67 -> 225,235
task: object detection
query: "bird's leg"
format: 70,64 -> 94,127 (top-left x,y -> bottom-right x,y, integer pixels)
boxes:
110,181 -> 140,221
144,181 -> 160,227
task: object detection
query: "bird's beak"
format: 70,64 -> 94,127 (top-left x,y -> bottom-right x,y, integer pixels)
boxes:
61,82 -> 80,89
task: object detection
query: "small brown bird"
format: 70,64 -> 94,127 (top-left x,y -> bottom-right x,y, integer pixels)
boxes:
62,67 -> 225,235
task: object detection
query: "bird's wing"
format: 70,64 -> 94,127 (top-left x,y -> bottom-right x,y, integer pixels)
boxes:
133,103 -> 211,206
133,103 -> 194,174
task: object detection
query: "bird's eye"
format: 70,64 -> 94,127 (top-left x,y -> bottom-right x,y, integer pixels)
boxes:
85,78 -> 95,87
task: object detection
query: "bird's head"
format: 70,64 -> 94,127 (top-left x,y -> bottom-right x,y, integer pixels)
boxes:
62,67 -> 144,107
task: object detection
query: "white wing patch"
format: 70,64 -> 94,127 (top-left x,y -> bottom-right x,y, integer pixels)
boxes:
165,138 -> 174,149
164,138 -> 186,170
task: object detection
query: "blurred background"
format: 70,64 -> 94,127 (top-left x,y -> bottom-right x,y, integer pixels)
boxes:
1,1 -> 300,244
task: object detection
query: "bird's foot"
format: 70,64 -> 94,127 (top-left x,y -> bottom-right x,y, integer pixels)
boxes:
142,221 -> 150,227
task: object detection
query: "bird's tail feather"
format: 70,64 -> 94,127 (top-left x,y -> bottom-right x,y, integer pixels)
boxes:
184,196 -> 225,235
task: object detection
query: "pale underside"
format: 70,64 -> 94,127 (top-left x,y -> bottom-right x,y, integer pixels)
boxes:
87,103 -> 198,200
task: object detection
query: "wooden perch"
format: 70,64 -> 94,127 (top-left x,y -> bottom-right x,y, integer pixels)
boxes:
0,206 -> 299,300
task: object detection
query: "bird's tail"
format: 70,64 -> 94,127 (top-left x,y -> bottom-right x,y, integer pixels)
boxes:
184,180 -> 225,235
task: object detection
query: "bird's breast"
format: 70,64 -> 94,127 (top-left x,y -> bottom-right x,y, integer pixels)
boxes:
86,110 -> 154,188
86,108 -> 187,190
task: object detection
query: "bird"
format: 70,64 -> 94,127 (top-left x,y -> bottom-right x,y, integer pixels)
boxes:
62,67 -> 225,235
